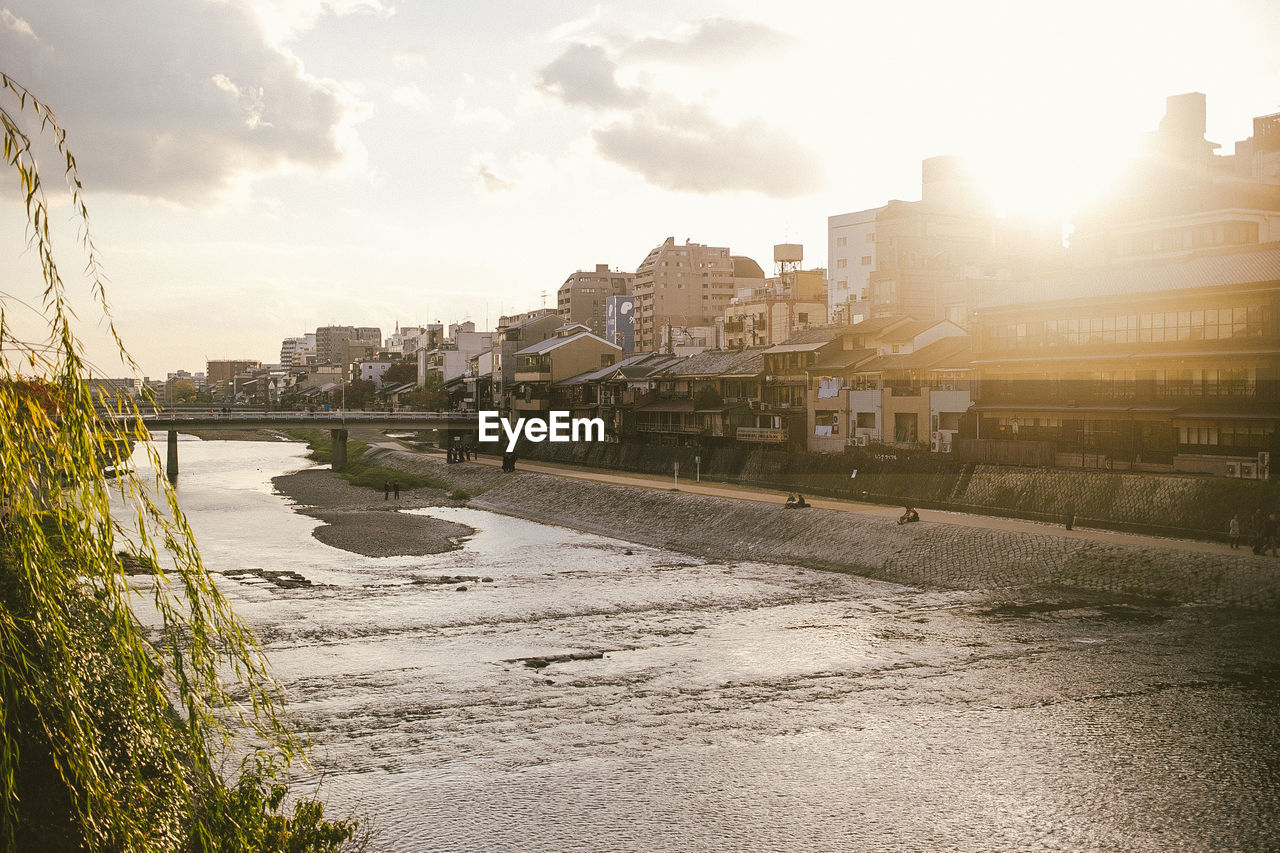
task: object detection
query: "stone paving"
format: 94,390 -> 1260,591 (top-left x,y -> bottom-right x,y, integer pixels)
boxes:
365,448 -> 1280,608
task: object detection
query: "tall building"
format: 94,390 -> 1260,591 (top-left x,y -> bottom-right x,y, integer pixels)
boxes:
724,244 -> 828,348
315,325 -> 382,365
632,237 -> 763,353
1071,93 -> 1280,264
279,334 -> 316,369
206,360 -> 260,384
828,156 -> 1058,326
827,206 -> 884,325
557,264 -> 634,337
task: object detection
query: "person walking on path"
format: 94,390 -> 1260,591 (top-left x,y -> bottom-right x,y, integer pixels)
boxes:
1252,507 -> 1266,554
393,481 -> 401,501
1264,512 -> 1278,558
1065,500 -> 1076,531
1229,513 -> 1240,549
383,481 -> 390,501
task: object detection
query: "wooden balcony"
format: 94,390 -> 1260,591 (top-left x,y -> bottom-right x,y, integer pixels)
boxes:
736,427 -> 788,443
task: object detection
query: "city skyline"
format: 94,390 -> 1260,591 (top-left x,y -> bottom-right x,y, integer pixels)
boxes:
2,0 -> 1280,377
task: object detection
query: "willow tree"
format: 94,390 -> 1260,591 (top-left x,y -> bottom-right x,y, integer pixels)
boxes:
0,74 -> 356,851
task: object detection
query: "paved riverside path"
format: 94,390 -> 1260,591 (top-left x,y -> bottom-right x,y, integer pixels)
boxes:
377,441 -> 1248,559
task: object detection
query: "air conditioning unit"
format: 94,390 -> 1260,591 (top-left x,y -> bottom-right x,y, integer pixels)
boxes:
855,435 -> 868,446
1225,462 -> 1238,478
1240,462 -> 1258,480
940,443 -> 952,453
931,440 -> 939,452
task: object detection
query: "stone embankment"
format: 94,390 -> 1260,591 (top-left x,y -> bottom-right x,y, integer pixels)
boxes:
364,448 -> 1280,608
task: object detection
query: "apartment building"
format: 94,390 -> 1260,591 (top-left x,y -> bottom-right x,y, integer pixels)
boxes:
632,237 -> 763,353
557,264 -> 634,337
511,328 -> 621,417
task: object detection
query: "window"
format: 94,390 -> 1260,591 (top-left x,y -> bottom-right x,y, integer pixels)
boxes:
861,255 -> 872,266
866,232 -> 875,243
856,412 -> 876,429
836,236 -> 847,247
837,259 -> 848,269
797,313 -> 809,324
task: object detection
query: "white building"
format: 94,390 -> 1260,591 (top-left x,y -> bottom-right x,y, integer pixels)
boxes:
279,334 -> 316,369
826,206 -> 884,326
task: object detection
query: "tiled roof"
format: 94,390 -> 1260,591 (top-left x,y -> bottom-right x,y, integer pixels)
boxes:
515,330 -> 618,356
856,335 -> 973,372
846,314 -> 918,335
809,348 -> 877,371
982,243 -> 1280,308
663,348 -> 765,377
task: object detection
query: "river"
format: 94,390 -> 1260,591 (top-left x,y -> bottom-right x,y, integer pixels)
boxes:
132,438 -> 1279,852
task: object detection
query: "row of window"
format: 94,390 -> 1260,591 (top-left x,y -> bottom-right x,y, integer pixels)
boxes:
987,305 -> 1273,349
1115,221 -> 1260,257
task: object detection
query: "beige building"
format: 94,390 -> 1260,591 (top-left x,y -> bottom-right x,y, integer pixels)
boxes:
633,236 -> 763,352
511,329 -> 622,416
724,258 -> 827,349
557,264 -> 634,337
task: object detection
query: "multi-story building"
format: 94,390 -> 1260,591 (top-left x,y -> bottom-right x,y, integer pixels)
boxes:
557,264 -> 634,337
829,156 -> 1059,327
724,245 -> 827,348
632,349 -> 766,445
827,206 -> 883,325
632,237 -> 764,353
315,326 -> 381,365
1071,93 -> 1280,265
492,312 -> 563,413
279,334 -> 316,369
510,328 -> 621,417
969,243 -> 1279,477
417,329 -> 497,386
206,360 -> 260,386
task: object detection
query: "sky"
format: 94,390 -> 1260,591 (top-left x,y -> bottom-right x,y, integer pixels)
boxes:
2,0 -> 1279,378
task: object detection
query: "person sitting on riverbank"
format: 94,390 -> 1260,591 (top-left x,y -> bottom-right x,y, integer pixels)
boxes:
898,507 -> 920,524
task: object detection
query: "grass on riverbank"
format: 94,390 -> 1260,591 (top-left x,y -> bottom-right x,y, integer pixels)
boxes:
284,429 -> 457,494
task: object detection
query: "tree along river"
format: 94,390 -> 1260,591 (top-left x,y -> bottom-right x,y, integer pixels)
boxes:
128,438 -> 1278,852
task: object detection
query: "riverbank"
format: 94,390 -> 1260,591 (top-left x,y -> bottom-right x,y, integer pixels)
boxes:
271,468 -> 473,557
356,447 -> 1280,608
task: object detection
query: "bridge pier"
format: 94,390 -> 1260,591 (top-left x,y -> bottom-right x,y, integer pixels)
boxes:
331,428 -> 348,471
166,430 -> 179,481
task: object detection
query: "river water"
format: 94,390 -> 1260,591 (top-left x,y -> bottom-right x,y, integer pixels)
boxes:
133,439 -> 1279,852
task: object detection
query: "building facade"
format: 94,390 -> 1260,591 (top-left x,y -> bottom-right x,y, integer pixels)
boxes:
557,264 -> 634,337
632,237 -> 763,353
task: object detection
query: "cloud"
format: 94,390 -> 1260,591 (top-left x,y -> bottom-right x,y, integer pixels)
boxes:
624,18 -> 796,64
537,18 -> 822,198
391,84 -> 430,113
0,0 -> 362,202
392,46 -> 429,69
593,105 -> 824,198
0,8 -> 36,39
536,42 -> 644,109
474,161 -> 513,192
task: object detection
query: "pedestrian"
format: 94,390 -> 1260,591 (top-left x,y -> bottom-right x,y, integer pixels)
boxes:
383,481 -> 390,501
393,481 -> 400,501
1065,500 -> 1076,531
1265,512 -> 1278,558
1251,507 -> 1265,554
1228,513 -> 1240,549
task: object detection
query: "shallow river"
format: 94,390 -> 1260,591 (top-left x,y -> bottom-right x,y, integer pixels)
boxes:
135,439 -> 1279,852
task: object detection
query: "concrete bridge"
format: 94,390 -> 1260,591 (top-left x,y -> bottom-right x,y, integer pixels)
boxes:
108,410 -> 480,479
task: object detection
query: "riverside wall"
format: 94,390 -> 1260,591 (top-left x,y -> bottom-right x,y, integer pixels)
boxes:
364,448 -> 1280,609
514,441 -> 1279,542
